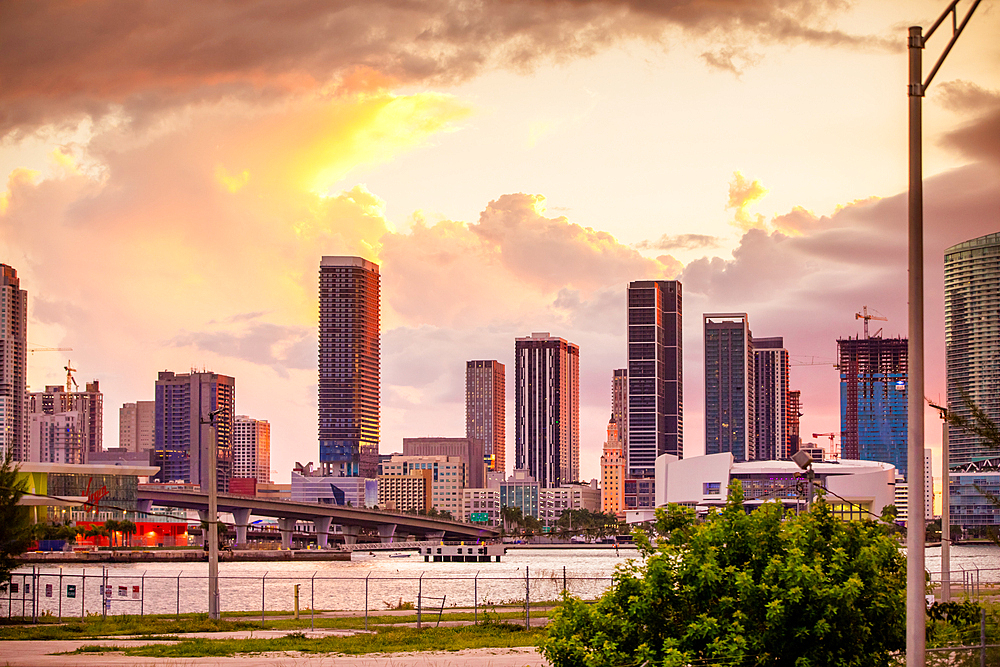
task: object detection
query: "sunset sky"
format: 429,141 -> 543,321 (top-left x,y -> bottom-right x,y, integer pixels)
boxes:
1,0 -> 998,487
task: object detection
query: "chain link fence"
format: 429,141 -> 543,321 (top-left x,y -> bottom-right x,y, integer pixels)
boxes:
2,565 -> 611,628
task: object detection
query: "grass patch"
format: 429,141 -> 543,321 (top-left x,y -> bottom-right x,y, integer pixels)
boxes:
122,624 -> 546,658
0,608 -> 550,641
0,614 -> 260,641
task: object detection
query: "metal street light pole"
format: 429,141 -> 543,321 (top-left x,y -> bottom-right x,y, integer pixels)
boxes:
907,3 -> 981,664
204,407 -> 225,620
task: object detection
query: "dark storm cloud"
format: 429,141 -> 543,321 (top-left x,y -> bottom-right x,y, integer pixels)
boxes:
0,0 -> 893,135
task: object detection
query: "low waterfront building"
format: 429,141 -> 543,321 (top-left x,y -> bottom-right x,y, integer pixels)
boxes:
949,458 -> 1000,536
17,462 -> 160,524
291,462 -> 374,506
538,481 -> 600,528
636,452 -> 896,524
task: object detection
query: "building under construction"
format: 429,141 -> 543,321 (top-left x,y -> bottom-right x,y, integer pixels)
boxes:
837,336 -> 909,478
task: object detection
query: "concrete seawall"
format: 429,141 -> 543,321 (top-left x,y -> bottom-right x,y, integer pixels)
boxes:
17,549 -> 352,564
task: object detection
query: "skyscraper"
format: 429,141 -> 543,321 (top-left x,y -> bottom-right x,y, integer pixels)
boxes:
0,264 -> 27,461
704,313 -> 754,462
28,382 -> 103,460
514,332 -> 580,488
601,414 -> 624,516
319,256 -> 380,478
945,232 -> 1000,466
120,400 -> 155,452
151,370 -> 235,491
466,360 -> 505,474
626,280 -> 682,478
787,389 -> 802,456
233,415 -> 271,484
838,336 -> 908,476
611,368 -> 628,457
752,337 -> 789,461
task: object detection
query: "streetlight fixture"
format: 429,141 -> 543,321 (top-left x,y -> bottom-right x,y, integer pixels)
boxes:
791,449 -> 815,510
907,2 -> 981,663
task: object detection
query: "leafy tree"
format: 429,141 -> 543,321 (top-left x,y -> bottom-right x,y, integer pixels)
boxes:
543,481 -> 906,667
0,449 -> 33,591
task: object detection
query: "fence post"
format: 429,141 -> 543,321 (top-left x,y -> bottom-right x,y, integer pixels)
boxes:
525,566 -> 530,629
311,572 -> 316,631
140,571 -> 146,616
365,572 -> 370,631
474,571 -> 479,625
563,566 -> 567,595
261,571 -> 267,626
58,568 -> 63,622
81,569 -> 86,619
32,567 -> 37,624
417,572 -> 424,630
102,567 -> 107,618
176,572 -> 181,618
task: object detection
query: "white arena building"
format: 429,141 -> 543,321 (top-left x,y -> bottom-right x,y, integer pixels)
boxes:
625,452 -> 896,524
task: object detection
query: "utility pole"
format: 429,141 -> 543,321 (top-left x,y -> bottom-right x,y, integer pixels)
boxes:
908,3 -> 981,664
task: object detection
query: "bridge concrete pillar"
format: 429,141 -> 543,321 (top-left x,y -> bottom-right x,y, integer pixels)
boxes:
137,499 -> 153,516
314,517 -> 333,549
278,518 -> 296,550
425,530 -> 445,542
341,525 -> 360,546
197,510 -> 209,546
378,524 -> 397,544
232,508 -> 252,548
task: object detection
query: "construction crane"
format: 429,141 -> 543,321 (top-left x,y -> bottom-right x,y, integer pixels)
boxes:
812,432 -> 839,460
855,305 -> 887,339
64,359 -> 79,392
790,355 -> 836,367
28,346 -> 73,354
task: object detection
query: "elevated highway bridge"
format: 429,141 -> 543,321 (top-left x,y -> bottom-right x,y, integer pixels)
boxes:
137,488 -> 500,549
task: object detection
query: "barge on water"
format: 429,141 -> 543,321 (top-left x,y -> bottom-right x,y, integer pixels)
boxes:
422,543 -> 505,562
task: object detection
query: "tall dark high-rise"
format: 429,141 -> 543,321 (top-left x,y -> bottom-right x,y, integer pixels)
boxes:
319,256 -> 380,477
514,333 -> 579,488
945,232 -> 1000,467
626,280 -> 682,479
466,360 -> 505,474
838,335 -> 908,476
704,313 -> 754,462
0,264 -> 27,462
151,370 -> 235,491
752,337 -> 789,461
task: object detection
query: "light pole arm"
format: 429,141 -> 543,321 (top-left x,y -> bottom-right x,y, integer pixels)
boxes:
922,0 -> 982,92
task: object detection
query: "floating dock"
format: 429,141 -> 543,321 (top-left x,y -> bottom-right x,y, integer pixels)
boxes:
421,543 -> 505,562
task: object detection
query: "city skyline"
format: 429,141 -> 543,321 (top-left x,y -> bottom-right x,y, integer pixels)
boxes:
1,2 -> 998,483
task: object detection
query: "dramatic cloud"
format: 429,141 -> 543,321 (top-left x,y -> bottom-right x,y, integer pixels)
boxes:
937,82 -> 1000,167
727,171 -> 769,231
0,0 -> 893,135
635,233 -> 721,251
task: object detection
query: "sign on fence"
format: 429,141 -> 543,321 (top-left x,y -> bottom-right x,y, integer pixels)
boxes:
118,586 -> 127,597
132,585 -> 140,599
45,584 -> 52,598
66,585 -> 76,599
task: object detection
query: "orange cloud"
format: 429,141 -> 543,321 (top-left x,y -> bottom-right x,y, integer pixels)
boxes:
727,171 -> 768,231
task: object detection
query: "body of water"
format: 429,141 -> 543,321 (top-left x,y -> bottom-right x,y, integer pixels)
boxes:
7,544 -> 999,619
4,547 -> 639,618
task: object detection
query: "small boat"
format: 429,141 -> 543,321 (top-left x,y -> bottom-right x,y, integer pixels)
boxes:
389,553 -> 412,558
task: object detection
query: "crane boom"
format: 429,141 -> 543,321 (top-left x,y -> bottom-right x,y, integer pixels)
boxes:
855,305 -> 888,339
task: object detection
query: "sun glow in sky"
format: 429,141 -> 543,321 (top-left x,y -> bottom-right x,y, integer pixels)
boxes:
1,0 -> 998,484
